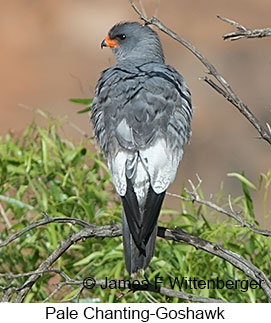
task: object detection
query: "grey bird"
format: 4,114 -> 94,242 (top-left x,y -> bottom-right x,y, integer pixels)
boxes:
91,22 -> 193,275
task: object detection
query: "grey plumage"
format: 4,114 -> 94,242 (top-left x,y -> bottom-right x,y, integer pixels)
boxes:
91,22 -> 193,274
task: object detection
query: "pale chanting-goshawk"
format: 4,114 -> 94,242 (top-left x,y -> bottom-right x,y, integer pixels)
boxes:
91,22 -> 193,274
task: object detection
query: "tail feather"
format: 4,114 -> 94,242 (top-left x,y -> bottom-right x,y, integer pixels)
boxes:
122,178 -> 165,275
140,187 -> 165,246
122,209 -> 158,274
121,179 -> 145,254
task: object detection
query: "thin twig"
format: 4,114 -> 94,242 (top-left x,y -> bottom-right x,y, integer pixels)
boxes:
42,283 -> 63,303
1,220 -> 270,302
158,227 -> 271,301
0,268 -> 71,279
138,0 -> 147,18
166,190 -> 271,237
218,16 -> 271,41
5,266 -> 225,303
0,213 -> 91,248
129,0 -> 271,145
1,287 -> 14,302
69,73 -> 85,94
94,278 -> 225,303
13,224 -> 121,302
0,203 -> 11,229
153,0 -> 161,18
217,16 -> 247,31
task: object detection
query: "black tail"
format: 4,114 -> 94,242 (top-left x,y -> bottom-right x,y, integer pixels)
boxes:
121,178 -> 165,274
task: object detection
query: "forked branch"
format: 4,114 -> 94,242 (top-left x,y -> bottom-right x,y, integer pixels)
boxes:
1,215 -> 270,302
218,16 -> 271,41
129,0 -> 271,144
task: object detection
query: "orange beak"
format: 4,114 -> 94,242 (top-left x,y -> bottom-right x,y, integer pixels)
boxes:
101,35 -> 120,48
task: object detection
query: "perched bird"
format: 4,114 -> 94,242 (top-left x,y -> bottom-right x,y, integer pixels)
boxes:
91,22 -> 192,275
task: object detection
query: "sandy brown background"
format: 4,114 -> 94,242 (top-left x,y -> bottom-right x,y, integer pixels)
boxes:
0,0 -> 270,225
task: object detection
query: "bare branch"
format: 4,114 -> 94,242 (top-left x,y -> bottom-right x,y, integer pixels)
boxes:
2,4 -> 270,303
1,218 -> 270,302
13,224 -> 121,302
0,213 -> 91,248
166,189 -> 271,237
218,16 -> 271,41
138,0 -> 147,18
217,16 -> 247,32
5,267 -> 225,303
42,283 -> 64,303
94,278 -> 225,303
129,0 -> 271,145
1,183 -> 270,302
1,287 -> 14,302
159,227 -> 271,301
42,270 -> 84,303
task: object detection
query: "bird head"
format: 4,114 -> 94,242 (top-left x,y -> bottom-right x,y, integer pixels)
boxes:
101,22 -> 165,63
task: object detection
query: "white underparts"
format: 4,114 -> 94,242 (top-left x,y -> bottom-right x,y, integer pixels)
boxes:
108,138 -> 183,197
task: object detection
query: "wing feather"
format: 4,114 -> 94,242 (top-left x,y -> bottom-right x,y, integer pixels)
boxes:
91,61 -> 192,272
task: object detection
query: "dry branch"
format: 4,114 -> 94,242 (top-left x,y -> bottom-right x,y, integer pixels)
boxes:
129,0 -> 271,145
1,2 -> 271,304
1,176 -> 271,302
1,215 -> 271,302
0,213 -> 91,248
159,227 -> 271,301
166,189 -> 271,237
218,16 -> 271,41
12,224 -> 121,303
2,268 -> 225,303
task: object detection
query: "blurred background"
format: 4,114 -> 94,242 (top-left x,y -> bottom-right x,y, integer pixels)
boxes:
0,0 -> 270,225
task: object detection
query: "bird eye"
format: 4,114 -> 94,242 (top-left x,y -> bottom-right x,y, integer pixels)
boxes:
117,34 -> 126,40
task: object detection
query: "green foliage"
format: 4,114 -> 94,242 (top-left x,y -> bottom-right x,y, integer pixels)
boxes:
0,115 -> 270,303
227,171 -> 256,219
69,98 -> 93,114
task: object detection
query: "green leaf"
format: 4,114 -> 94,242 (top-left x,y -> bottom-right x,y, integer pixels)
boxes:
1,112 -> 269,303
0,195 -> 35,211
228,172 -> 255,219
227,172 -> 257,191
181,213 -> 198,223
73,251 -> 104,266
77,106 -> 91,114
241,180 -> 255,219
41,138 -> 48,173
69,98 -> 93,114
69,98 -> 93,105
